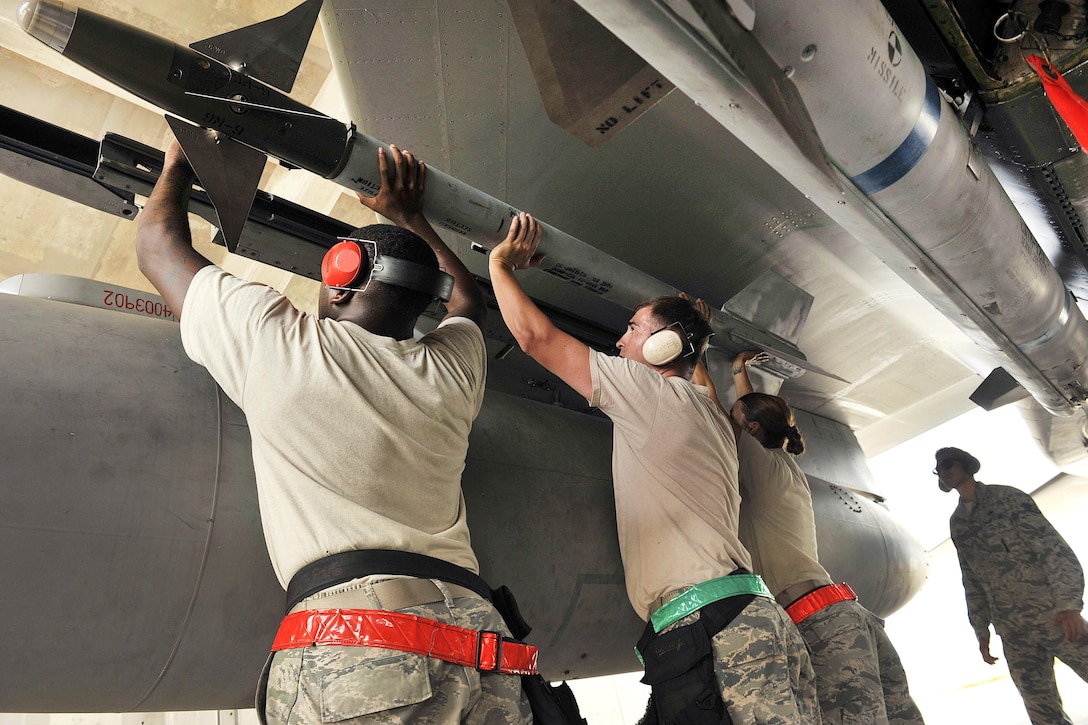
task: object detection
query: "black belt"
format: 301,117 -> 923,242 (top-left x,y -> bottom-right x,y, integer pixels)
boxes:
286,549 -> 493,614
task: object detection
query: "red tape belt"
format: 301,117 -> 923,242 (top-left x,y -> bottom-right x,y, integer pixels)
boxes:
272,608 -> 538,676
785,583 -> 858,625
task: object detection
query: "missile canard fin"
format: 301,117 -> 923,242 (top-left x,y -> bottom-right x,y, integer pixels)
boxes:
188,0 -> 323,93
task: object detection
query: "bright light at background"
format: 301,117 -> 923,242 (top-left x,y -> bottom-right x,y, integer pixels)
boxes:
868,404 -> 1060,551
873,405 -> 1088,725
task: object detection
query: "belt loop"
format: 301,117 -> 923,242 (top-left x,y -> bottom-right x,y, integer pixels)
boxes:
476,630 -> 502,672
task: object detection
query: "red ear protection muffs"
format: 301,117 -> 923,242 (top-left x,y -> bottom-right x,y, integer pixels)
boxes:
321,240 -> 368,289
320,237 -> 455,300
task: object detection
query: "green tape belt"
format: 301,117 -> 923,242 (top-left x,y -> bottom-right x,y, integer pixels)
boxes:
650,573 -> 773,633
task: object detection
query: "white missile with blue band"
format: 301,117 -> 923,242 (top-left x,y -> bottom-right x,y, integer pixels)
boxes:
850,75 -> 942,195
575,0 -> 1088,416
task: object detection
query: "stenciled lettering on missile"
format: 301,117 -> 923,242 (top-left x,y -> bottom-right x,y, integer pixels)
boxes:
199,42 -> 230,61
866,31 -> 907,103
595,78 -> 668,137
348,176 -> 382,195
102,289 -> 176,321
1027,221 -> 1052,274
438,218 -> 472,236
546,263 -> 613,295
201,112 -> 246,137
233,76 -> 273,99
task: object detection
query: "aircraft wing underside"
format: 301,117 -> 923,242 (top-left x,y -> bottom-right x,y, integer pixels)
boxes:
4,0 -> 1088,711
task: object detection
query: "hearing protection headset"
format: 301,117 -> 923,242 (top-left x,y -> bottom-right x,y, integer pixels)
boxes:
639,322 -> 691,367
321,238 -> 454,302
642,321 -> 697,366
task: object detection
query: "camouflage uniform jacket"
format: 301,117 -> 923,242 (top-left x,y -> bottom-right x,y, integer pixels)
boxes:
950,481 -> 1084,640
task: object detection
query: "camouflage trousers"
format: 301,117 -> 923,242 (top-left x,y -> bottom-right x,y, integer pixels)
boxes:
261,577 -> 531,725
996,618 -> 1088,725
798,599 -> 924,724
660,595 -> 822,724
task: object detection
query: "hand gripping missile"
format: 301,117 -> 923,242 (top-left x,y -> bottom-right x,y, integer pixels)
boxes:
16,0 -> 840,381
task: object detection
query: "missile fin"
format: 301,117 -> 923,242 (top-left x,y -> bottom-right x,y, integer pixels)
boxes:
168,116 -> 266,254
689,0 -> 839,183
188,0 -> 323,93
970,367 -> 1030,411
727,331 -> 850,384
723,269 -> 814,348
712,270 -> 849,382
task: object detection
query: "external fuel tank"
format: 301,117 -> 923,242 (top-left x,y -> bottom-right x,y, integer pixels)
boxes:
0,280 -> 925,710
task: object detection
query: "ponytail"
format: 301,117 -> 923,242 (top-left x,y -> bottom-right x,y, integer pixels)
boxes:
738,392 -> 806,456
785,426 -> 805,455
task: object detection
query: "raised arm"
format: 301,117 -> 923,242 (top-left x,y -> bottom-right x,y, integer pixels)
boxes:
732,350 -> 762,397
135,139 -> 213,319
488,214 -> 592,400
356,145 -> 485,329
682,294 -> 740,436
692,361 -> 720,407
692,360 -> 739,438
682,296 -> 722,406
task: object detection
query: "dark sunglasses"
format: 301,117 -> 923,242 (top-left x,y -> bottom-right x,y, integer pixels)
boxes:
933,458 -> 960,475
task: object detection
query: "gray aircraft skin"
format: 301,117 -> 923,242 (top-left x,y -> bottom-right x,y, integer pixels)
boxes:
2,0 -> 1088,714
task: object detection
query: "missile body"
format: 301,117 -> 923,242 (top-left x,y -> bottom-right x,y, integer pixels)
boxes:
16,0 -> 818,370
19,1 -> 350,176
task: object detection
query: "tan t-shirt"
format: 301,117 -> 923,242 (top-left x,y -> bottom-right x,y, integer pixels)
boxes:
736,432 -> 832,600
181,266 -> 485,588
589,350 -> 751,621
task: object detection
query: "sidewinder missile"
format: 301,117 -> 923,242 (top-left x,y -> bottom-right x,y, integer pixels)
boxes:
16,0 -> 836,379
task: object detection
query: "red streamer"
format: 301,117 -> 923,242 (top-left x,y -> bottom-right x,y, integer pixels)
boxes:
1028,54 -> 1088,149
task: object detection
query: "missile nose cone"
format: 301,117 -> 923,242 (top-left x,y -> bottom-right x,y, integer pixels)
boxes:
15,0 -> 37,32
17,0 -> 76,53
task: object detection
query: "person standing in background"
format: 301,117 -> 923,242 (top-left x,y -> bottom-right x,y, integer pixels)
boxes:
936,445 -> 1088,725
